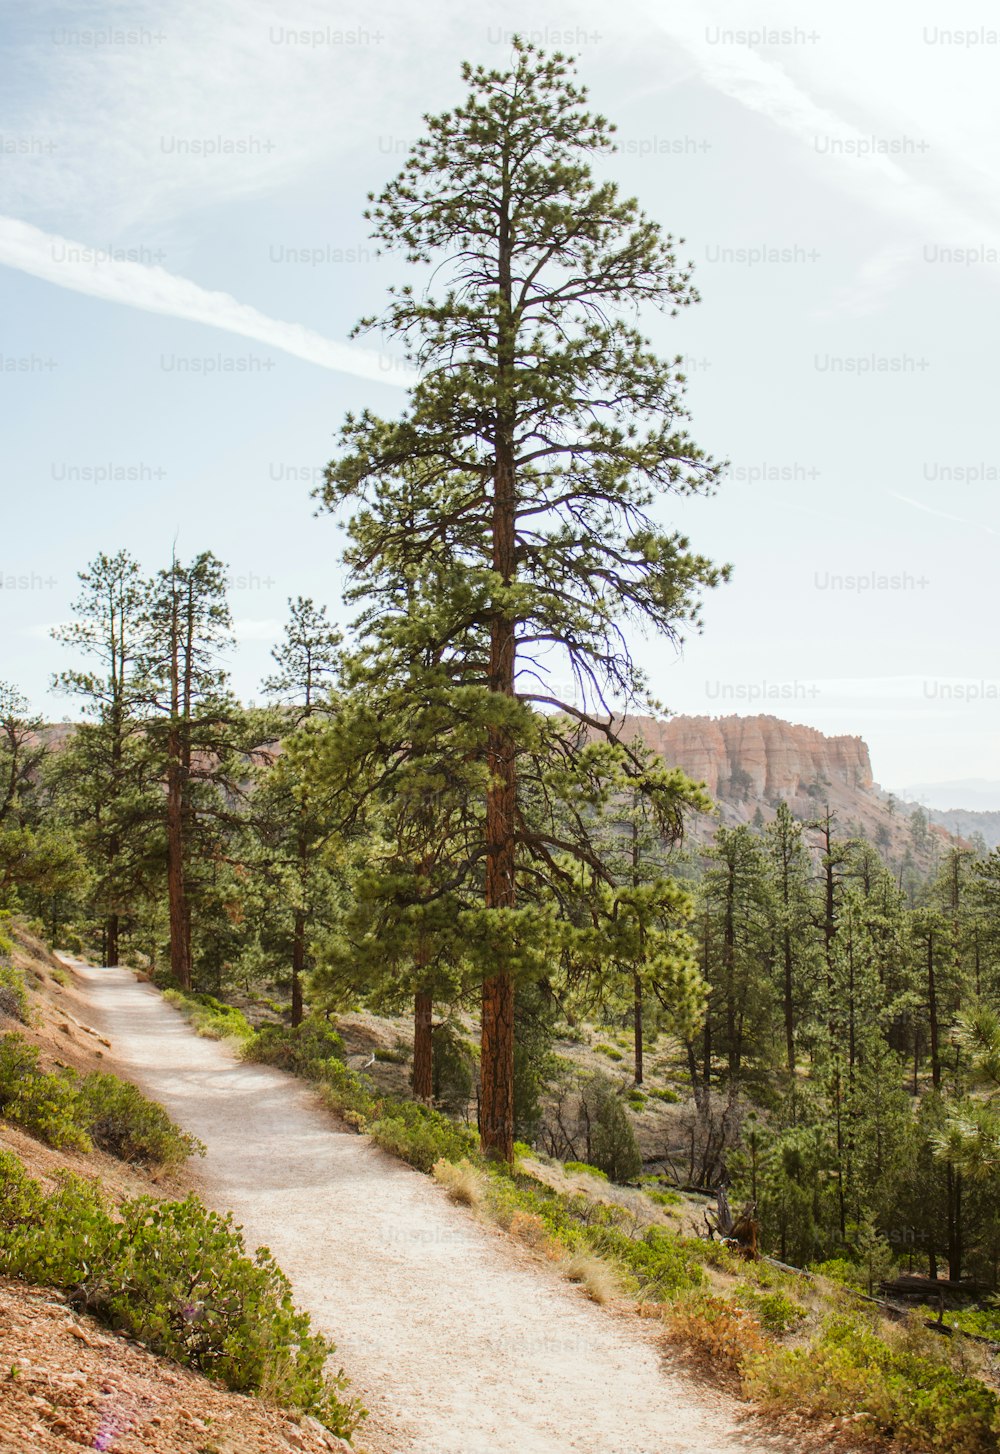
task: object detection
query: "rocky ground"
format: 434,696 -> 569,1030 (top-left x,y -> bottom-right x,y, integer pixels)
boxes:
0,1281 -> 349,1454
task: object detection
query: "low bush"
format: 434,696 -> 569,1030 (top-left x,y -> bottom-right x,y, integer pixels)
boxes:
645,1188 -> 681,1209
563,1160 -> 608,1181
940,1306 -> 1000,1340
369,1102 -> 477,1173
0,959 -> 29,1024
594,1043 -> 623,1061
809,1256 -> 867,1292
646,1086 -> 679,1104
0,1033 -> 91,1152
242,1019 -> 344,1076
586,1223 -> 705,1300
693,1238 -> 742,1273
735,1283 -> 807,1335
75,1072 -> 204,1167
744,1312 -> 1000,1454
0,1031 -> 200,1166
164,990 -> 252,1041
0,1151 -> 362,1436
314,1057 -> 378,1122
664,1291 -> 768,1379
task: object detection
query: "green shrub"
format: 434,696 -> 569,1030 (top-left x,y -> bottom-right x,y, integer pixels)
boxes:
0,1156 -> 110,1284
432,1023 -> 476,1114
314,1056 -> 378,1121
563,1160 -> 609,1181
0,1033 -> 90,1152
586,1223 -> 705,1299
809,1256 -> 867,1292
745,1312 -> 1000,1454
242,1019 -> 344,1076
377,1043 -> 411,1065
626,1090 -> 647,1109
645,1188 -> 681,1208
594,1043 -> 623,1061
941,1306 -> 1000,1340
164,990 -> 252,1041
647,1086 -> 679,1104
369,1102 -> 478,1173
0,1032 -> 200,1166
694,1237 -> 742,1273
0,958 -> 29,1024
0,1151 -> 362,1436
580,1074 -> 643,1183
75,1072 -> 204,1167
735,1283 -> 807,1335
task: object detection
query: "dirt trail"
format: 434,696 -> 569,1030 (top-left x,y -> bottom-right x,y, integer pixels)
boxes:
70,961 -> 789,1454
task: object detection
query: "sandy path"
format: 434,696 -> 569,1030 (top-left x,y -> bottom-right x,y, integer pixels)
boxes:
70,961 -> 787,1454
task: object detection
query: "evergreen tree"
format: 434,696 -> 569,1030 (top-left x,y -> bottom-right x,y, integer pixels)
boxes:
139,552 -> 258,988
764,802 -> 818,1074
697,826 -> 772,1083
256,597 -> 342,1024
317,41 -> 725,1157
50,551 -> 156,963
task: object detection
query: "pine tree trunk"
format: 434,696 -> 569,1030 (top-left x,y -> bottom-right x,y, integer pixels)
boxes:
480,181 -> 518,1164
166,726 -> 191,989
291,909 -> 306,1027
783,929 -> 795,1073
833,1062 -> 846,1240
480,460 -> 517,1162
947,1164 -> 963,1282
106,814 -> 121,966
412,988 -> 434,1102
481,709 -> 516,1160
106,912 -> 119,968
633,973 -> 644,1086
927,932 -> 941,1089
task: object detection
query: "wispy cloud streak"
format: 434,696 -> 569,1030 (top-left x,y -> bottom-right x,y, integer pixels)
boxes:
0,215 -> 414,384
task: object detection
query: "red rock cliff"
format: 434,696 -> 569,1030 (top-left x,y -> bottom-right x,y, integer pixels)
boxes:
617,714 -> 873,801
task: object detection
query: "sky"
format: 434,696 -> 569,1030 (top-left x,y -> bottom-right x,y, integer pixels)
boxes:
1,0 -> 998,806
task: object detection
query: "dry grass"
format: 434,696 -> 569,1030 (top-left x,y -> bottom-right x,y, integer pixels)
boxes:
509,1209 -> 549,1247
561,1252 -> 620,1305
432,1157 -> 483,1208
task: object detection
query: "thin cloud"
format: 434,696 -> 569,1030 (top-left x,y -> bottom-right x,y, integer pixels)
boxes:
0,217 -> 415,384
890,490 -> 998,537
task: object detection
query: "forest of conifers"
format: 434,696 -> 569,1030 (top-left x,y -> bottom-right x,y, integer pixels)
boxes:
3,42 -> 1000,1311
2,542 -> 1000,1296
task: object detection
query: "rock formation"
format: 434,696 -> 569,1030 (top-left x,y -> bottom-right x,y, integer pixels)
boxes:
617,714 -> 873,802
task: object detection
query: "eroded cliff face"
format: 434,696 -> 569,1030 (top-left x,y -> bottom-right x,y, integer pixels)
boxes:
612,711 -> 958,873
619,714 -> 873,802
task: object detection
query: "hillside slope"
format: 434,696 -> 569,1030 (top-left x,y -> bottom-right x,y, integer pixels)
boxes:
0,927 -> 352,1454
